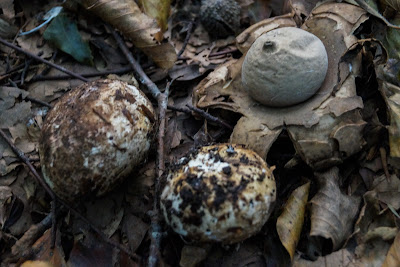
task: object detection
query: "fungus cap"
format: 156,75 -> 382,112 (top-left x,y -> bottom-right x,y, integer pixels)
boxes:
242,27 -> 329,107
39,79 -> 155,202
160,144 -> 276,244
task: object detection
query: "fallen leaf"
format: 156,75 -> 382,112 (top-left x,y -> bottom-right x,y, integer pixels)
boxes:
80,0 -> 176,69
179,245 -> 209,267
30,229 -> 67,267
309,167 -> 361,251
276,181 -> 310,260
20,261 -> 55,267
121,213 -> 149,252
43,13 -> 93,65
139,0 -> 172,33
382,230 -> 400,267
68,231 -> 113,267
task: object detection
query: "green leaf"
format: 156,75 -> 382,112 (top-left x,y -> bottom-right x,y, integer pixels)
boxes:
43,13 -> 93,65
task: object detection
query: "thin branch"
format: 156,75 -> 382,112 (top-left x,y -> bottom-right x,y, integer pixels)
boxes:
108,26 -> 161,99
0,129 -> 55,199
0,37 -> 89,82
379,147 -> 391,180
185,104 -> 234,130
177,21 -> 194,58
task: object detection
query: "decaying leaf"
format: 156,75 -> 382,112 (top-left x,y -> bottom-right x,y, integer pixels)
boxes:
68,230 -> 113,267
193,2 -> 368,169
277,182 -> 310,260
382,230 -> 400,267
43,13 -> 93,65
309,167 -> 361,251
180,245 -> 209,267
378,80 -> 400,158
79,0 -> 176,69
139,0 -> 171,33
121,213 -> 149,252
29,229 -> 66,266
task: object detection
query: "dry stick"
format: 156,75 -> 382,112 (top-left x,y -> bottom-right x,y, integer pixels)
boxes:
109,26 -> 167,267
167,105 -> 234,130
186,104 -> 234,130
0,129 -> 58,248
0,129 -> 141,262
177,21 -> 194,58
379,147 -> 391,180
0,37 -> 89,82
109,28 -> 161,99
209,48 -> 239,57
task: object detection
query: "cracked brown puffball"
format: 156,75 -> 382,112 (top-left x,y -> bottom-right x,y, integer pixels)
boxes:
160,144 -> 276,244
242,27 -> 329,107
39,79 -> 155,202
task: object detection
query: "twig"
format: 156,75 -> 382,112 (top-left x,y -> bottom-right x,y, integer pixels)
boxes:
0,129 -> 140,261
9,66 -> 137,84
177,21 -> 194,58
108,26 -> 161,99
10,210 -> 54,259
25,96 -> 53,108
185,104 -> 234,130
20,52 -> 42,85
0,37 -> 89,82
110,25 -> 170,266
168,105 -> 233,130
209,48 -> 239,57
0,129 -> 55,199
379,147 -> 390,180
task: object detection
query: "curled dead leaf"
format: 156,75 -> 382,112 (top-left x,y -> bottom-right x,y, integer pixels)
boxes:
382,231 -> 400,267
276,182 -> 310,260
309,167 -> 361,251
80,0 -> 176,69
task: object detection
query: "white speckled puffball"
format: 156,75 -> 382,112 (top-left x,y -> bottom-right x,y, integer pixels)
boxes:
39,79 -> 155,202
242,27 -> 328,107
160,144 -> 276,244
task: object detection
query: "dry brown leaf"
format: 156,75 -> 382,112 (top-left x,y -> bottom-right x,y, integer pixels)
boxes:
121,213 -> 149,252
68,230 -> 113,267
309,167 -> 361,250
20,261 -> 55,267
193,2 -> 368,169
139,0 -> 171,32
378,81 -> 400,158
293,248 -> 356,267
179,245 -> 209,267
30,229 -> 67,267
382,230 -> 400,267
80,0 -> 176,69
277,181 -> 310,260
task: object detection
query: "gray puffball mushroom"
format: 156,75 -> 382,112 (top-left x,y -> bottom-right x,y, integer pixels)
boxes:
160,144 -> 276,244
39,79 -> 155,202
242,27 -> 329,107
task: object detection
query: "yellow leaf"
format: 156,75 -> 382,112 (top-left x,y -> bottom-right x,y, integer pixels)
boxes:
382,230 -> 400,267
139,0 -> 171,33
276,182 -> 310,260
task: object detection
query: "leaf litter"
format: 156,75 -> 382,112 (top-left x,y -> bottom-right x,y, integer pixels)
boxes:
1,0 -> 400,266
